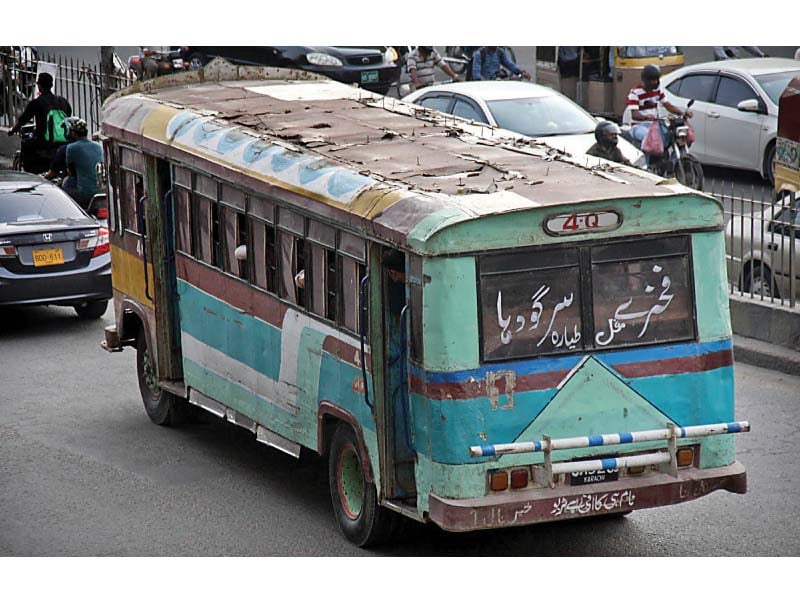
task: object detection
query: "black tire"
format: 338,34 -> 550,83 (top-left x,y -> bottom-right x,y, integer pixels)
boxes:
676,155 -> 704,190
744,262 -> 778,298
74,299 -> 108,320
136,333 -> 183,426
328,424 -> 396,547
187,52 -> 206,70
764,142 -> 776,185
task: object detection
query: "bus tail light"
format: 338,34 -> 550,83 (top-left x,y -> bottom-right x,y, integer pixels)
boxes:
677,448 -> 694,468
490,470 -> 508,492
510,468 -> 529,489
628,465 -> 646,475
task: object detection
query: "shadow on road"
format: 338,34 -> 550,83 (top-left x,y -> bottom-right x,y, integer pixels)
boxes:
0,304 -> 111,340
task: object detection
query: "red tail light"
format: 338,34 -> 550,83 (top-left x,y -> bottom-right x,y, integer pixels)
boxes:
92,228 -> 110,257
96,207 -> 109,219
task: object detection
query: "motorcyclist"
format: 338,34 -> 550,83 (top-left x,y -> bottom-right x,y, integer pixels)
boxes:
626,64 -> 691,147
407,46 -> 461,92
57,117 -> 103,210
586,121 -> 632,166
7,71 -> 72,174
471,46 -> 530,81
44,116 -> 81,195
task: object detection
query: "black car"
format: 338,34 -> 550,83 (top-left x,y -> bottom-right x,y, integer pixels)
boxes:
0,172 -> 111,319
179,46 -> 400,95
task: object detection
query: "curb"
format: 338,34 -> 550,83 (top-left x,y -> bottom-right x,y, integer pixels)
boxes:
733,334 -> 800,376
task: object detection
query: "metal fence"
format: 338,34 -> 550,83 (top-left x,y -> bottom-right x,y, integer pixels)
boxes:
713,178 -> 798,309
1,47 -> 135,135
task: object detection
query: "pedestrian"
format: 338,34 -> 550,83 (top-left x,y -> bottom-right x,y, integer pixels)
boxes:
712,46 -> 766,60
7,71 -> 72,173
406,46 -> 461,92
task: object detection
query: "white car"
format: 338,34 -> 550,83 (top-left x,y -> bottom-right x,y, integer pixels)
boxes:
661,58 -> 800,183
403,80 -> 645,167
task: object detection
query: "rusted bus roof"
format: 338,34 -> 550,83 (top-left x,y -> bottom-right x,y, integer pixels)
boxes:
101,61 -> 710,252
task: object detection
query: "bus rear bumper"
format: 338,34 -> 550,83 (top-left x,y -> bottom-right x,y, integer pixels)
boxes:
427,462 -> 746,532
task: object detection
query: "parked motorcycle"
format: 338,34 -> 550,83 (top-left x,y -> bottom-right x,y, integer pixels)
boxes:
127,48 -> 187,80
628,99 -> 704,190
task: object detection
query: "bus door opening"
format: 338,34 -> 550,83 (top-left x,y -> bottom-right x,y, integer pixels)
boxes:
381,248 -> 417,502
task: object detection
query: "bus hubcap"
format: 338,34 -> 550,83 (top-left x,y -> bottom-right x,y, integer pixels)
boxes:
338,445 -> 365,520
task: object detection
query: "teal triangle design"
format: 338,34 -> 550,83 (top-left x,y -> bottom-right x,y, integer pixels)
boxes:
508,356 -> 674,463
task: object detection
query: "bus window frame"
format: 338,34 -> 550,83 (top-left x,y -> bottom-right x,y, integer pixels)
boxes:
476,234 -> 698,363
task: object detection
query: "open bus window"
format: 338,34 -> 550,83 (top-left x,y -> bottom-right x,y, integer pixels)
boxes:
279,231 -> 305,307
175,187 -> 191,254
191,196 -> 212,264
250,218 -> 277,293
120,169 -> 143,233
310,244 -> 337,322
341,257 -> 364,335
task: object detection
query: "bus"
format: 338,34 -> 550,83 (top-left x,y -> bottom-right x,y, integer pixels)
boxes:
100,60 -> 749,546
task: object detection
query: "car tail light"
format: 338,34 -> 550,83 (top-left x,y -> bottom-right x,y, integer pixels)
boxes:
1,244 -> 17,257
92,228 -> 110,257
96,207 -> 109,220
490,470 -> 508,492
677,448 -> 694,468
510,468 -> 529,489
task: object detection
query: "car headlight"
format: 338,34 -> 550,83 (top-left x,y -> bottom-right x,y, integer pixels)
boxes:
306,52 -> 343,67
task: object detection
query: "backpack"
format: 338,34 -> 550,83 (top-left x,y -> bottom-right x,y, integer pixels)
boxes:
465,47 -> 487,81
45,107 -> 68,143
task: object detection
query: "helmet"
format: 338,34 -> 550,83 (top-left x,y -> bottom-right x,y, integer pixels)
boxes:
62,116 -> 88,139
595,121 -> 621,147
641,64 -> 661,82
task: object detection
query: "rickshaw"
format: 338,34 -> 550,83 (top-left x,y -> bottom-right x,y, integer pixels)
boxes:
775,76 -> 800,200
534,46 -> 685,120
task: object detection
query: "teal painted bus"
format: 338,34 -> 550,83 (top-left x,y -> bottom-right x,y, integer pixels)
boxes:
100,61 -> 749,546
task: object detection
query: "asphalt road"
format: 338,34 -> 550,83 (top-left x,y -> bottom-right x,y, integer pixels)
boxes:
0,303 -> 798,557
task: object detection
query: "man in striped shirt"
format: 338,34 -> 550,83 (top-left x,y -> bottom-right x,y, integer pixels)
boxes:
628,64 -> 692,147
407,46 -> 461,92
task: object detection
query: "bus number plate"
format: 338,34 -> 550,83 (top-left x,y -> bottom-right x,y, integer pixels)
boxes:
545,211 -> 621,236
569,468 -> 620,486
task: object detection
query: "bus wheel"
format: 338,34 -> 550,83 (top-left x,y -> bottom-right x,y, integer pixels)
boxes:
328,424 -> 395,547
136,333 -> 181,426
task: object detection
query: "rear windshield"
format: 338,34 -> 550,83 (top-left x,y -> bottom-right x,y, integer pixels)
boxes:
617,46 -> 681,58
0,183 -> 87,225
479,236 -> 696,361
755,71 -> 800,105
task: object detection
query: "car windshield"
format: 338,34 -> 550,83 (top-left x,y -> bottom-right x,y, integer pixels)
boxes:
617,46 -> 680,58
755,70 -> 800,105
486,95 -> 597,137
0,183 -> 87,225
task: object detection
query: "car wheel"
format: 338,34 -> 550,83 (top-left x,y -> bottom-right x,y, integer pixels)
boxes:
187,52 -> 206,70
328,423 -> 398,547
74,299 -> 108,320
764,142 -> 776,185
136,332 -> 184,426
744,262 -> 778,298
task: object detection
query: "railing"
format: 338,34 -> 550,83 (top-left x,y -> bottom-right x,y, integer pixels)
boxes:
0,47 -> 135,135
712,178 -> 798,309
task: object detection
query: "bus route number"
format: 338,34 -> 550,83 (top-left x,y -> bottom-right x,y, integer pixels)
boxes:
545,211 -> 621,236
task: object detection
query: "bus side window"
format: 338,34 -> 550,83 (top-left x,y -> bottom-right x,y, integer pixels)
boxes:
120,168 -> 143,233
408,254 -> 424,363
308,220 -> 337,322
278,231 -> 306,308
174,187 -> 191,254
191,195 -> 212,264
341,257 -> 365,335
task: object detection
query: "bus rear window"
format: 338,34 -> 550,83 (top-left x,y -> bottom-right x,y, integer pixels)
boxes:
479,236 -> 695,361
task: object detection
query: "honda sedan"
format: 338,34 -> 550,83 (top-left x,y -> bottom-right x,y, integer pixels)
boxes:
661,58 -> 800,183
0,171 -> 111,319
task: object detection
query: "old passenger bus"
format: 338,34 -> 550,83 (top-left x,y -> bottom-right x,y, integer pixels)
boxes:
100,60 -> 749,546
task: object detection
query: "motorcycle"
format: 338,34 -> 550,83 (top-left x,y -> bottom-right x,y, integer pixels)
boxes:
627,99 -> 704,190
127,48 -> 187,80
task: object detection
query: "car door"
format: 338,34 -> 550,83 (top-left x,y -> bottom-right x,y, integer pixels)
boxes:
665,72 -> 719,163
704,74 -> 768,170
768,196 -> 800,299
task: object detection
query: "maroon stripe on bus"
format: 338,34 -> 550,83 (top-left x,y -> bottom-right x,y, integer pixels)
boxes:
611,350 -> 734,379
410,370 -> 570,400
322,335 -> 371,370
176,253 -> 287,328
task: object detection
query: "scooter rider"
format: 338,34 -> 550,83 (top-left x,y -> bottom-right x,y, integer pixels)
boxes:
7,71 -> 72,173
586,121 -> 632,166
471,46 -> 531,81
627,64 -> 691,146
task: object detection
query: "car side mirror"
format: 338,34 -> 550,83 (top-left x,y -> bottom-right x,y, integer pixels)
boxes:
736,99 -> 761,113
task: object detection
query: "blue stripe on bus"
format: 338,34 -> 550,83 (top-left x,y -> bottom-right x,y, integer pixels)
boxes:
619,432 -> 634,444
534,441 -> 542,452
588,435 -> 604,447
409,339 -> 733,384
601,458 -> 617,470
727,422 -> 742,433
680,427 -> 687,437
480,445 -> 496,457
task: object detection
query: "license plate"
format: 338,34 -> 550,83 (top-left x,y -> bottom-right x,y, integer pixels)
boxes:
569,468 -> 620,486
360,70 -> 379,84
32,247 -> 64,267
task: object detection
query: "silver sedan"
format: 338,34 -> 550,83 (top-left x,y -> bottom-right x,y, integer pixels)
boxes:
661,58 -> 800,183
